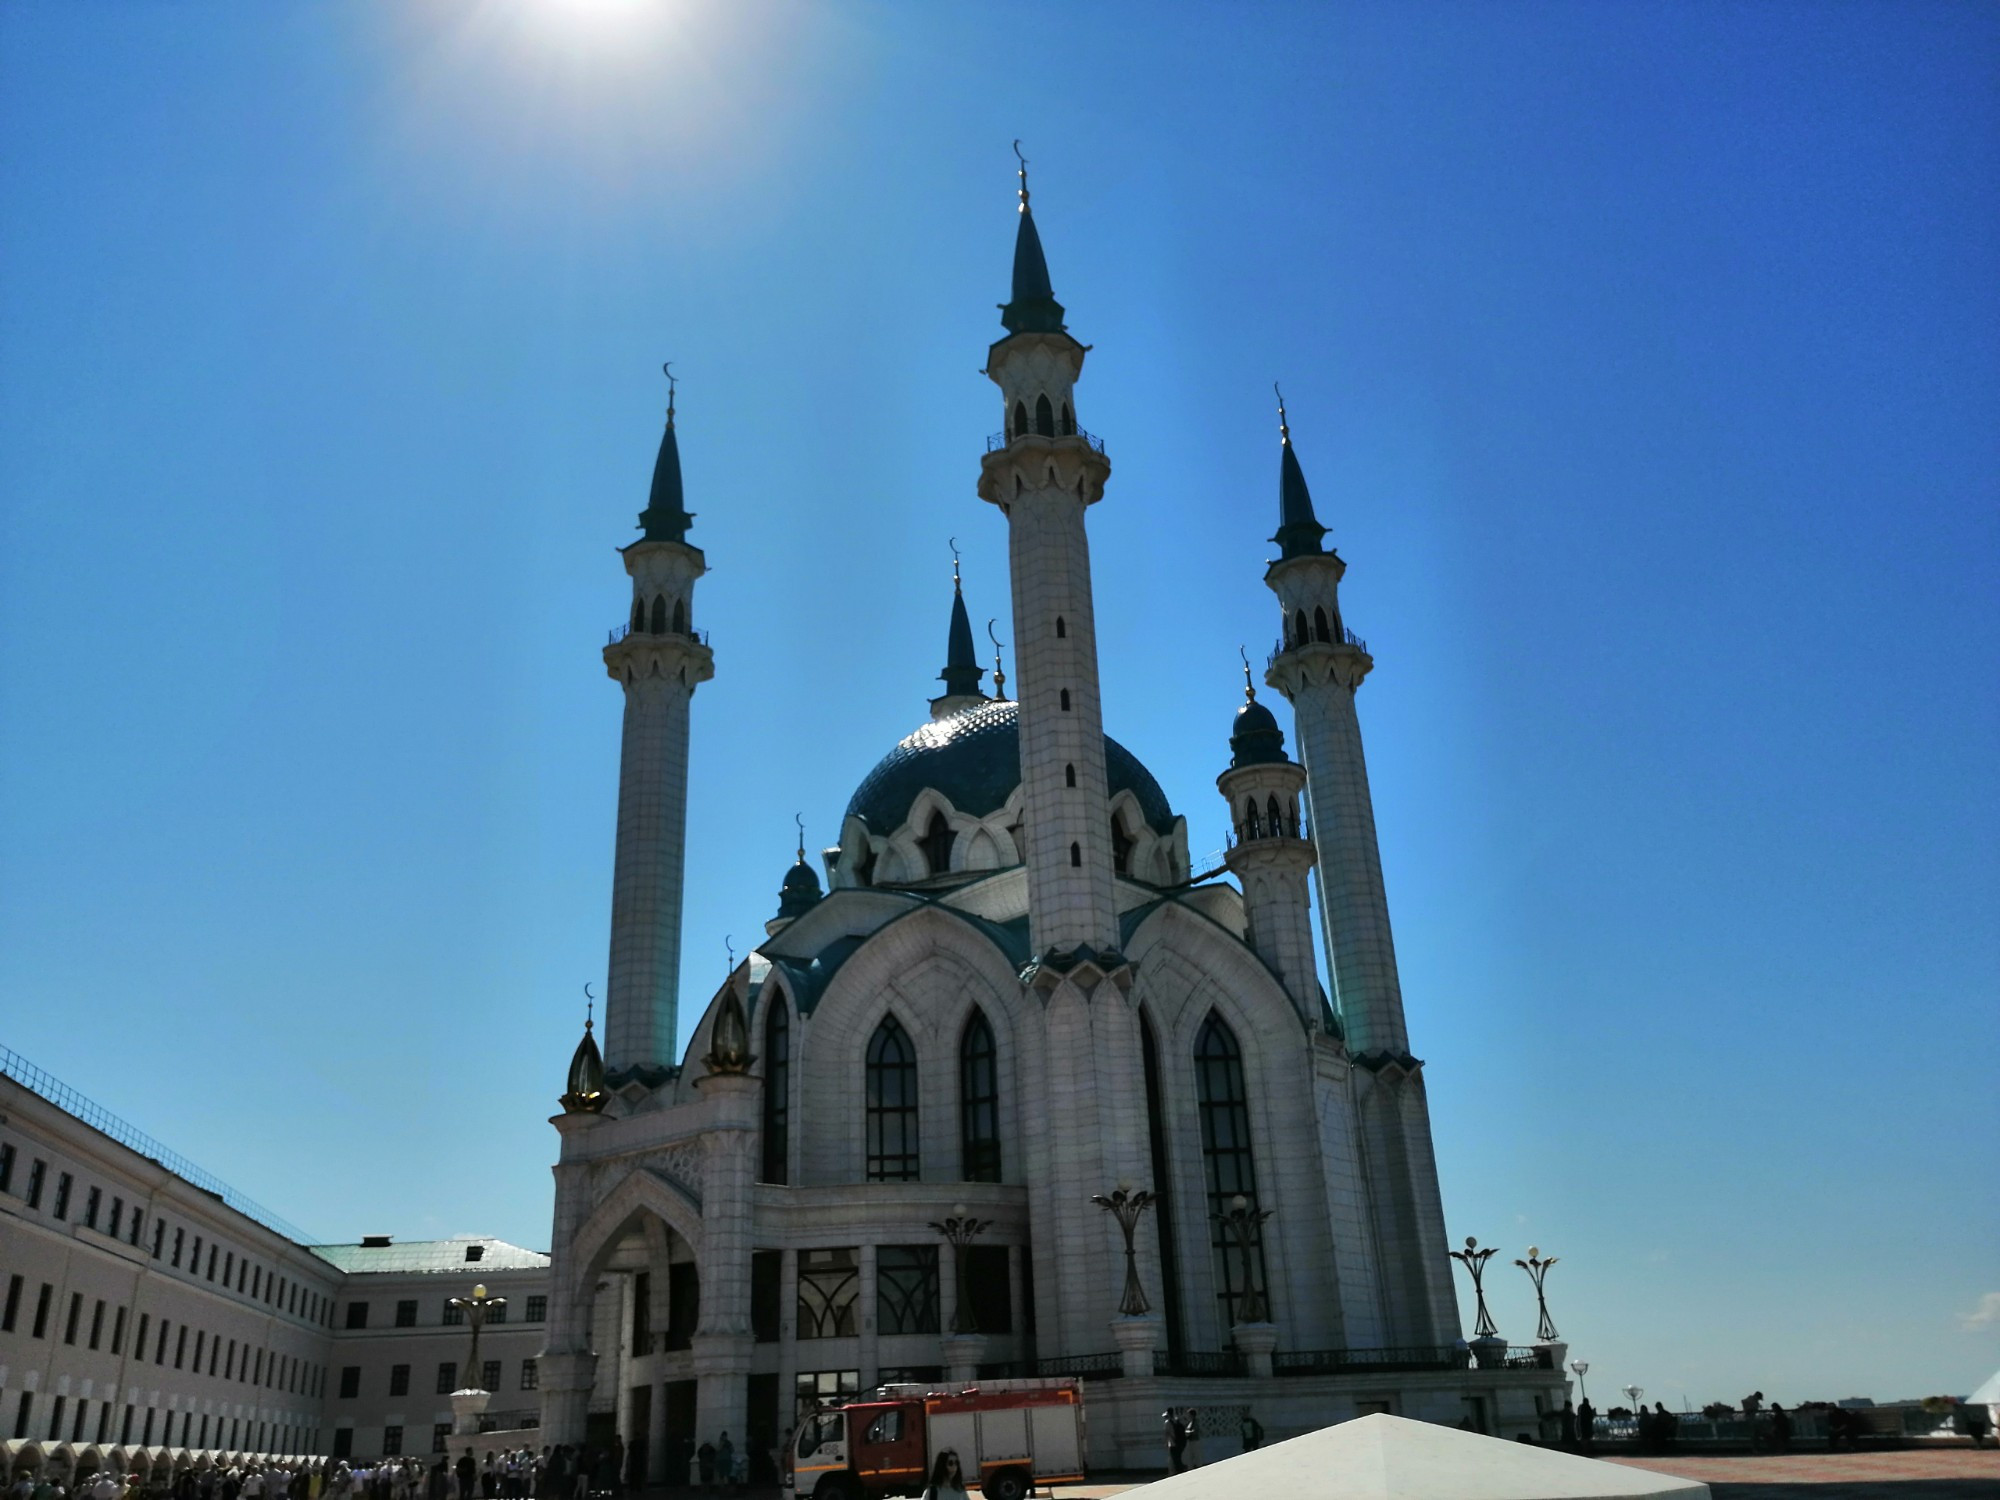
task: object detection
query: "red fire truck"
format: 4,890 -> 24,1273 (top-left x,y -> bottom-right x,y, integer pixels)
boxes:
783,1378 -> 1086,1500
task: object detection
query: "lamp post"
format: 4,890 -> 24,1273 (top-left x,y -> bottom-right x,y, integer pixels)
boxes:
448,1283 -> 507,1392
1570,1359 -> 1590,1403
1623,1385 -> 1643,1416
1090,1185 -> 1157,1317
927,1203 -> 992,1334
1211,1194 -> 1273,1324
1448,1237 -> 1500,1339
1513,1245 -> 1560,1342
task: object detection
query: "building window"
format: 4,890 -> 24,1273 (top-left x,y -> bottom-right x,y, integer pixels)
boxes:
865,1016 -> 920,1182
0,1276 -> 18,1333
432,1423 -> 452,1454
108,1196 -> 122,1238
172,1227 -> 184,1266
26,1158 -> 45,1209
1195,1012 -> 1268,1329
53,1172 -> 72,1220
483,1360 -> 501,1392
63,1292 -> 81,1344
751,1251 -> 782,1344
796,1248 -> 859,1339
0,1142 -> 12,1193
389,1364 -> 410,1397
665,1261 -> 699,1352
89,1299 -> 104,1349
794,1370 -> 858,1420
1034,393 -> 1055,436
436,1362 -> 457,1394
442,1302 -> 464,1326
12,1393 -> 29,1442
152,1220 -> 164,1259
111,1306 -> 126,1354
1111,815 -> 1135,874
520,1359 -> 538,1391
876,1246 -> 939,1336
761,998 -> 790,1185
919,811 -> 955,876
332,1429 -> 353,1459
382,1425 -> 403,1457
32,1283 -> 53,1338
1069,841 -> 1081,867
1059,688 -> 1071,711
524,1295 -> 547,1322
396,1299 -> 418,1327
345,1301 -> 369,1329
959,1010 -> 1001,1182
965,1245 -> 1012,1333
487,1301 -> 505,1323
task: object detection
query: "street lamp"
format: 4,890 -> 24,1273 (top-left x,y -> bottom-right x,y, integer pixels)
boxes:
928,1203 -> 992,1334
1448,1237 -> 1500,1338
1090,1185 -> 1158,1317
1211,1194 -> 1274,1324
1513,1245 -> 1560,1342
1623,1385 -> 1643,1415
1570,1359 -> 1590,1403
448,1283 -> 507,1392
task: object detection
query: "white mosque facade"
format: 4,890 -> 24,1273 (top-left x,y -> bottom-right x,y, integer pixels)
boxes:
537,170 -> 1569,1477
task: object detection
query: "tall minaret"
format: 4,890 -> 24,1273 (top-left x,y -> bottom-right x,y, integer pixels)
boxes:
929,550 -> 988,721
1261,394 -> 1457,1346
976,152 -> 1119,956
1261,394 -> 1406,1054
601,370 -> 715,1074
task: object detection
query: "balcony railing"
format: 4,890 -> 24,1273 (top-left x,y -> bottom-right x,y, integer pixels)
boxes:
608,623 -> 711,647
986,427 -> 1106,455
1033,1351 -> 1125,1380
1154,1350 -> 1247,1378
1267,626 -> 1368,667
1273,1345 -> 1470,1377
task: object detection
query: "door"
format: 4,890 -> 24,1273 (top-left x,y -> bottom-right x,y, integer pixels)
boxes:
665,1379 -> 698,1486
855,1404 -> 926,1491
746,1373 -> 780,1485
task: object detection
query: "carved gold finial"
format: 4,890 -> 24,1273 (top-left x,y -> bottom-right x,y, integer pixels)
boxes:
1013,139 -> 1029,211
584,982 -> 594,1031
663,362 -> 677,426
1240,645 -> 1257,702
987,619 -> 1008,700
1274,381 -> 1288,443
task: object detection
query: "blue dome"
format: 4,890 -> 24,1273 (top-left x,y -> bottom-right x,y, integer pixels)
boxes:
1229,698 -> 1288,768
845,699 -> 1176,836
777,856 -> 823,919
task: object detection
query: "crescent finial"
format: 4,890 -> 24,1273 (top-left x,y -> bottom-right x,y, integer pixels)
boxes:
1012,139 -> 1029,207
663,362 -> 677,423
1240,645 -> 1256,701
949,536 -> 961,588
1274,381 -> 1288,442
583,982 -> 595,1028
794,812 -> 806,862
724,934 -> 735,973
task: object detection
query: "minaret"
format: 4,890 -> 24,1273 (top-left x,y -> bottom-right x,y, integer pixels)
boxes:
1261,392 -> 1458,1347
601,369 -> 715,1075
976,151 -> 1119,956
930,549 -> 988,721
1260,393 -> 1406,1053
1217,661 -> 1320,1024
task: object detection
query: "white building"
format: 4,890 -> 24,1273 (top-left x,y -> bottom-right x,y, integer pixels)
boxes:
538,162 -> 1569,1482
0,1058 -> 551,1480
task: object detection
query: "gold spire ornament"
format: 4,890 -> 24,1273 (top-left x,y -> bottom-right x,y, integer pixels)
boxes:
560,986 -> 607,1114
987,619 -> 1008,700
1013,139 -> 1030,210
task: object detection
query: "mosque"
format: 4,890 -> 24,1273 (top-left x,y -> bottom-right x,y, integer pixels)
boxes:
537,163 -> 1568,1476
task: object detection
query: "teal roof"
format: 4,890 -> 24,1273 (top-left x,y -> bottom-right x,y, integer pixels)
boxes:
1272,432 -> 1328,560
844,700 -> 1176,836
759,898 -> 1031,1018
1229,698 -> 1289,767
1000,204 -> 1066,337
777,856 -> 823,919
940,582 -> 984,698
637,414 -> 694,544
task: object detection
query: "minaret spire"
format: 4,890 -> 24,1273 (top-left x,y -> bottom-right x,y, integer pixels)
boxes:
931,540 -> 988,718
1000,141 -> 1066,336
637,363 -> 695,544
1272,383 -> 1329,559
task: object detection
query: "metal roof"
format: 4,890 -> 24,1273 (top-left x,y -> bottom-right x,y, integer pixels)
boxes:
307,1237 -> 550,1275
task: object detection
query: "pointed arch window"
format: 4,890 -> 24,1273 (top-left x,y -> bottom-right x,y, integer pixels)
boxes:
865,1017 -> 920,1181
1140,1013 -> 1185,1355
1313,606 -> 1331,643
919,811 -> 956,877
760,997 -> 790,1184
1195,1013 -> 1267,1328
1060,401 -> 1075,436
1055,616 -> 1066,638
1292,610 -> 1309,648
1266,795 -> 1284,837
1060,688 -> 1071,711
630,599 -> 644,633
959,1010 -> 1001,1182
1111,814 -> 1135,874
1034,394 -> 1055,437
672,598 -> 688,635
1012,400 -> 1028,441
650,595 -> 668,634
1069,841 -> 1082,867
1065,764 -> 1076,788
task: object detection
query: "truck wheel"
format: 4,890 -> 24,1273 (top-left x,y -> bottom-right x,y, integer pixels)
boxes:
982,1468 -> 1029,1500
812,1478 -> 857,1500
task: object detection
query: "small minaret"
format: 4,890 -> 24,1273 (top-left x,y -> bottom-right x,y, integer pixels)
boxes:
976,149 -> 1119,957
601,368 -> 715,1075
766,818 -> 824,937
930,548 -> 988,721
1217,659 -> 1320,1023
1261,392 -> 1408,1055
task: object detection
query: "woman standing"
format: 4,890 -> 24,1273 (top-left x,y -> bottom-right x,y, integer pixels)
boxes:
919,1452 -> 967,1500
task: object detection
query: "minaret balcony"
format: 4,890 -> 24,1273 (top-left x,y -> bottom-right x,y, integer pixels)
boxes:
986,426 -> 1105,455
1269,627 -> 1367,665
609,622 -> 710,648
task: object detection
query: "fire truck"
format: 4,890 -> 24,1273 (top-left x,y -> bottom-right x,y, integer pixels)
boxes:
784,1378 -> 1087,1500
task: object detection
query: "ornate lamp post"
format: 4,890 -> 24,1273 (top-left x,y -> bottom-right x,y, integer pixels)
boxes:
1448,1237 -> 1500,1338
1570,1359 -> 1590,1403
1623,1384 -> 1643,1416
1090,1186 -> 1157,1318
1211,1194 -> 1273,1324
928,1203 -> 993,1334
1513,1245 -> 1560,1342
449,1283 -> 507,1391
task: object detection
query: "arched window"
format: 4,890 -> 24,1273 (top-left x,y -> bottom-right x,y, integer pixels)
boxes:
1069,841 -> 1081,868
1013,400 -> 1028,440
1111,814 -> 1134,874
1035,394 -> 1055,437
1055,616 -> 1066,638
1292,609 -> 1309,648
960,1010 -> 1001,1182
1065,764 -> 1076,788
865,1017 -> 920,1181
630,599 -> 644,633
1060,688 -> 1071,711
1243,797 -> 1259,836
1313,606 -> 1331,643
650,595 -> 668,634
919,810 -> 956,877
1140,1013 -> 1185,1355
1060,401 -> 1075,436
1267,796 -> 1283,836
760,999 -> 790,1185
672,598 -> 688,635
1195,1014 -> 1267,1328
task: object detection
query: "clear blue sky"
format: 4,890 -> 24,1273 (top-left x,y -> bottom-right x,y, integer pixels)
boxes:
2,0 -> 1994,1412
